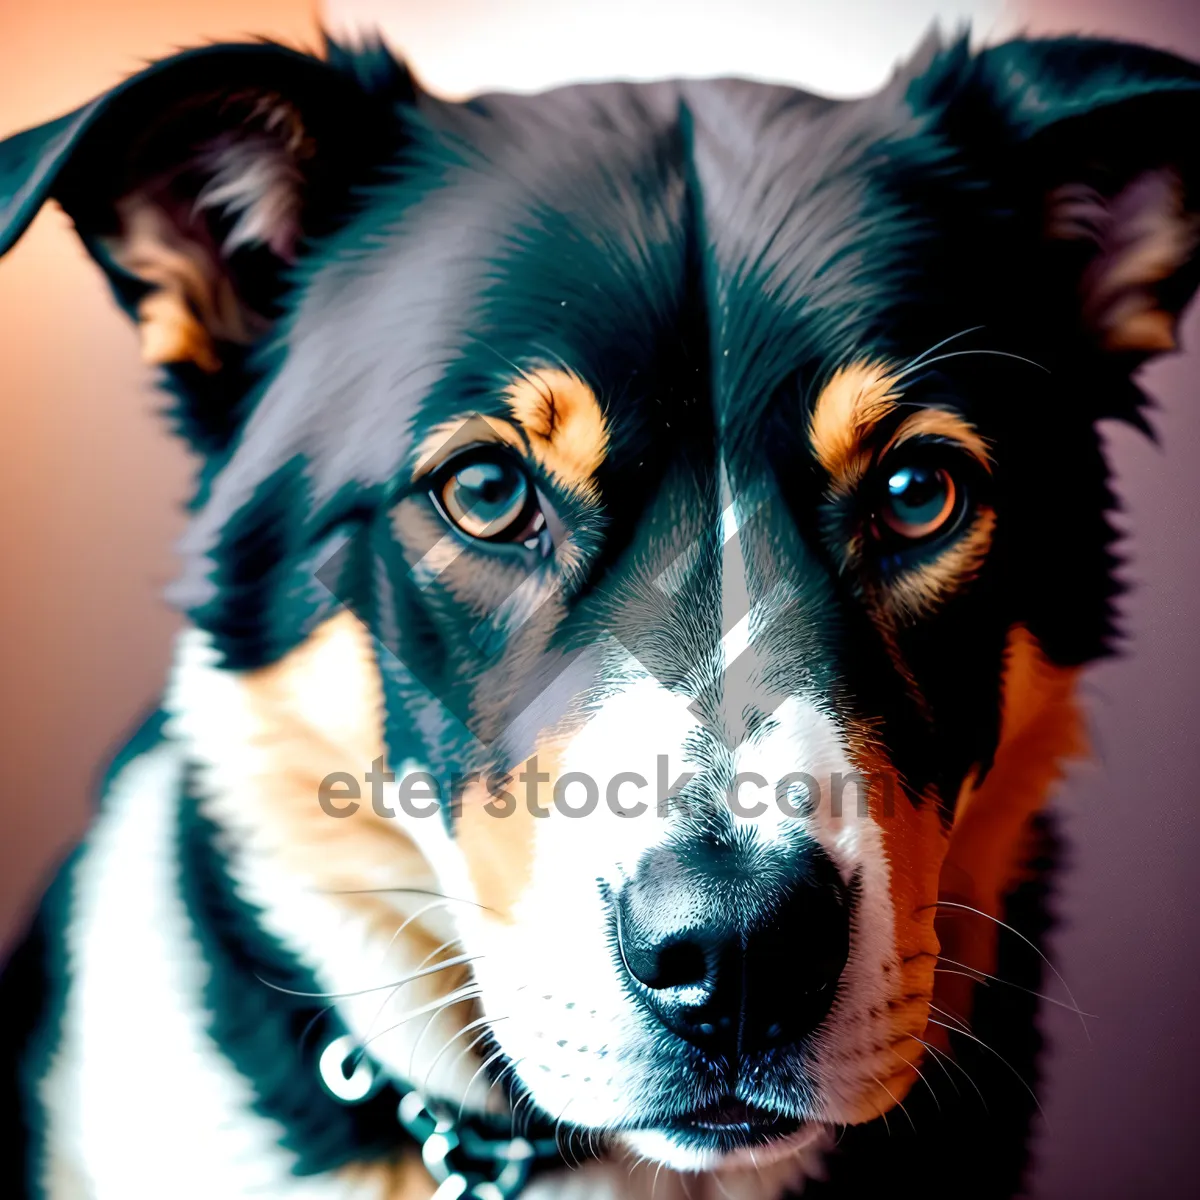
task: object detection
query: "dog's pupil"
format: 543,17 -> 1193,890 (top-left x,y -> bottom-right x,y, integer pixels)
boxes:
461,462 -> 515,505
449,459 -> 528,534
887,464 -> 945,522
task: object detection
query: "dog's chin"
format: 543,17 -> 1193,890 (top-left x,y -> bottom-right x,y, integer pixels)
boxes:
620,1103 -> 829,1172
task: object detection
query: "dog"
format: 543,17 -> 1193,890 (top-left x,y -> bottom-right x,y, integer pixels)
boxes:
1,24 -> 1198,1200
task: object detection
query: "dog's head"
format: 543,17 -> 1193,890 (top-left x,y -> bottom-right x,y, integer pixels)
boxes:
4,30 -> 1199,1169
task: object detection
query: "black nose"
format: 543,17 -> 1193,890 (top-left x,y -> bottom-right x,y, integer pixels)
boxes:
615,839 -> 851,1057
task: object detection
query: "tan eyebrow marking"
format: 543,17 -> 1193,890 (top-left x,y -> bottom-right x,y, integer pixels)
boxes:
411,415 -> 527,480
811,359 -> 991,493
809,361 -> 903,493
883,407 -> 991,471
504,368 -> 608,494
409,370 -> 608,497
812,361 -> 996,623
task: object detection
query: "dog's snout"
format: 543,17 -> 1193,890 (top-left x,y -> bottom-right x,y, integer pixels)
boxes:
616,841 -> 851,1058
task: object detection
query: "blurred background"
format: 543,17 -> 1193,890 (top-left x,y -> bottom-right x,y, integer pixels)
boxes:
1,1 -> 1197,1195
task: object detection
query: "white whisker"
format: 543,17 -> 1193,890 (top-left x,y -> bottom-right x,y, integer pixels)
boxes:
255,952 -> 481,1000
459,1046 -> 510,1122
925,1017 -> 1047,1126
350,985 -> 483,1065
910,1034 -> 988,1113
422,1014 -> 504,1092
871,1073 -> 916,1133
901,325 -> 986,373
936,954 -> 1095,1027
890,1045 -> 940,1113
893,348 -> 1049,383
927,900 -> 1088,1038
361,919 -> 462,1055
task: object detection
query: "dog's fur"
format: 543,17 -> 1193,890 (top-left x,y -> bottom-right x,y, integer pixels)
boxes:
2,27 -> 1199,1200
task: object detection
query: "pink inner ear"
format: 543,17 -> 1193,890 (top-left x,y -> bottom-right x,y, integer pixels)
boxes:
196,135 -> 305,261
196,102 -> 309,262
1047,168 -> 1199,353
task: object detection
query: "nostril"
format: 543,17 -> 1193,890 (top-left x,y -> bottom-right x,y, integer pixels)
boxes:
635,937 -> 709,991
617,891 -> 711,991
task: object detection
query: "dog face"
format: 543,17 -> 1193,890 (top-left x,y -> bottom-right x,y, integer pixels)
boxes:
4,32 -> 1199,1170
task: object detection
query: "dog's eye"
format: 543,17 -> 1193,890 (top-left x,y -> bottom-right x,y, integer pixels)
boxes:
877,459 -> 958,541
434,450 -> 543,544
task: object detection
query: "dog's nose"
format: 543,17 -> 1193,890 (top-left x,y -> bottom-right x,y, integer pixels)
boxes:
616,840 -> 851,1057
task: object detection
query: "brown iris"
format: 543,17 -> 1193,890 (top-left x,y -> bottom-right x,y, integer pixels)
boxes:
438,452 -> 537,542
879,462 -> 957,540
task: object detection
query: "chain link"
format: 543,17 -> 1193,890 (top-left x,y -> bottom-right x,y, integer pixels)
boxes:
319,1037 -> 562,1199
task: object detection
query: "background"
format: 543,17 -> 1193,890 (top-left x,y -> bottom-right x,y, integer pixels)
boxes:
1,1 -> 1197,1195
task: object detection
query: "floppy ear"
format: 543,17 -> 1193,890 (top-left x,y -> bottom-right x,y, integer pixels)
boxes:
0,39 -> 409,451
913,36 -> 1200,364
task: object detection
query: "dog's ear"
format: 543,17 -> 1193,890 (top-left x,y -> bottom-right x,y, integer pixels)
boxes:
909,35 -> 1200,365
0,38 -> 410,450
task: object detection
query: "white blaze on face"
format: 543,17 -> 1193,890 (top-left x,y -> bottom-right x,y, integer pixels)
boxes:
434,464 -> 907,1151
445,628 -> 900,1143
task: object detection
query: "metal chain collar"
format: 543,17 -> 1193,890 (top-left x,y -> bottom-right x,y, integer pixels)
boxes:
318,1033 -> 563,1199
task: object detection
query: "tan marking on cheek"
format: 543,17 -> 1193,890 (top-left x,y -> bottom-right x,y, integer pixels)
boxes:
831,729 -> 944,1125
455,744 -> 565,924
456,780 -> 537,926
874,506 -> 997,622
850,729 -> 948,976
809,360 -> 901,493
933,624 -> 1085,1039
842,628 -> 1080,1105
174,614 -> 485,1104
842,1067 -> 924,1126
504,368 -> 608,492
881,799 -> 949,976
189,611 -> 449,956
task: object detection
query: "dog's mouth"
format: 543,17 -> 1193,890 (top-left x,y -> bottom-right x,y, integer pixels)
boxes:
661,1098 -> 804,1153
